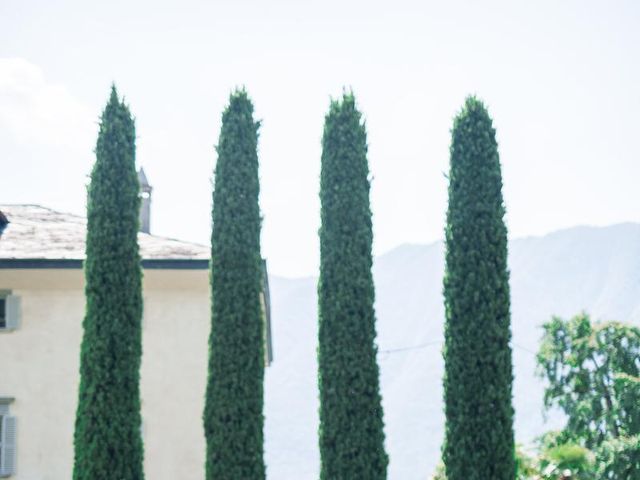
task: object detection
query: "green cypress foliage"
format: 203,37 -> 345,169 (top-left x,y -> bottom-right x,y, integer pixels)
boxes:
318,93 -> 388,479
442,96 -> 515,480
204,89 -> 265,479
73,86 -> 144,480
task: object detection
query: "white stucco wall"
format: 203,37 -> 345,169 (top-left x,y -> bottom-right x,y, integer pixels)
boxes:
0,268 -> 210,480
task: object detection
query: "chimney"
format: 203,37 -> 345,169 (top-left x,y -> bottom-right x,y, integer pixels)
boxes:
138,168 -> 152,234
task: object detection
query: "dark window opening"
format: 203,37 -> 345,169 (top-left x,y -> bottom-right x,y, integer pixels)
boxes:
0,298 -> 5,329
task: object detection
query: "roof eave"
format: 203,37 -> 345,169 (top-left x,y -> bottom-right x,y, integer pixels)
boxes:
0,258 -> 210,270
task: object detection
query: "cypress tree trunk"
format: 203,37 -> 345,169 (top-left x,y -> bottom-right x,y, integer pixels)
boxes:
318,93 -> 388,479
204,90 -> 265,479
73,86 -> 144,480
442,97 -> 515,479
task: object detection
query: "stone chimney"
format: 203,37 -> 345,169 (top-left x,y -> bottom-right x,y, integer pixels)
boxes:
138,168 -> 152,234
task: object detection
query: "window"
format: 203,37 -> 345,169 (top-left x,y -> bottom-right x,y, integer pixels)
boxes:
0,293 -> 20,332
0,399 -> 16,477
0,298 -> 5,329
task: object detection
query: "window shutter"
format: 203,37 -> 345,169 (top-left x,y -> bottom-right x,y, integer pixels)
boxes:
1,416 -> 16,476
4,296 -> 20,330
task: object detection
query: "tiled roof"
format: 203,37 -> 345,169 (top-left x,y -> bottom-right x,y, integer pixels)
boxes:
0,204 -> 209,261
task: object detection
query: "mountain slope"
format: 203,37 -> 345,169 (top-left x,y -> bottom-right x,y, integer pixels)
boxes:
264,223 -> 640,479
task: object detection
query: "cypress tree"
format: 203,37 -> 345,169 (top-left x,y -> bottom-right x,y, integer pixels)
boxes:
73,86 -> 144,480
442,96 -> 515,479
318,92 -> 388,479
204,89 -> 265,479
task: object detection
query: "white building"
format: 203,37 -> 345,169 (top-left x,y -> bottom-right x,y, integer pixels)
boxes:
0,201 -> 272,479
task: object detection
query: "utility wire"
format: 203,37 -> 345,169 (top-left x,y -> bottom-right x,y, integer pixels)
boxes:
513,342 -> 538,356
378,340 -> 442,355
378,340 -> 538,357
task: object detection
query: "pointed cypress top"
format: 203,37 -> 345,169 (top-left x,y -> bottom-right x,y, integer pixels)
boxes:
230,86 -> 249,100
463,94 -> 484,110
449,95 -> 498,179
103,84 -> 132,121
109,84 -> 119,105
225,88 -> 254,117
218,89 -> 259,142
455,95 -> 493,126
327,90 -> 358,117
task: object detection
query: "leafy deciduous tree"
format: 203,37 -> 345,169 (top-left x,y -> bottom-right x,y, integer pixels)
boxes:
538,313 -> 640,478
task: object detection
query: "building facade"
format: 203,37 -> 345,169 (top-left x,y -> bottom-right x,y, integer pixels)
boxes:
0,204 -> 272,479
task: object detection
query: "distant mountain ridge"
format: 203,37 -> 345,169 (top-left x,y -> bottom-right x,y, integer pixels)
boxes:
264,223 -> 640,479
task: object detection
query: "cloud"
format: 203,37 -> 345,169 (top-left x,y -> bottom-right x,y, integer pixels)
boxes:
0,58 -> 95,150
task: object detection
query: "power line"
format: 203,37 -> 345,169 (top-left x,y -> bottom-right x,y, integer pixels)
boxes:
377,340 -> 538,357
378,340 -> 442,355
513,342 -> 537,356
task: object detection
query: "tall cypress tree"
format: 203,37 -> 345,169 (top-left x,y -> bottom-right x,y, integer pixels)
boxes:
318,93 -> 388,479
204,89 -> 265,479
73,86 -> 144,480
442,96 -> 515,479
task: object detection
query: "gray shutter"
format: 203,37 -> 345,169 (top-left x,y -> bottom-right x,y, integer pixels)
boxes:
1,416 -> 16,476
4,296 -> 20,330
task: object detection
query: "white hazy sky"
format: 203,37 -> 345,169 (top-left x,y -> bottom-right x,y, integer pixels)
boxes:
1,1 -> 639,277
